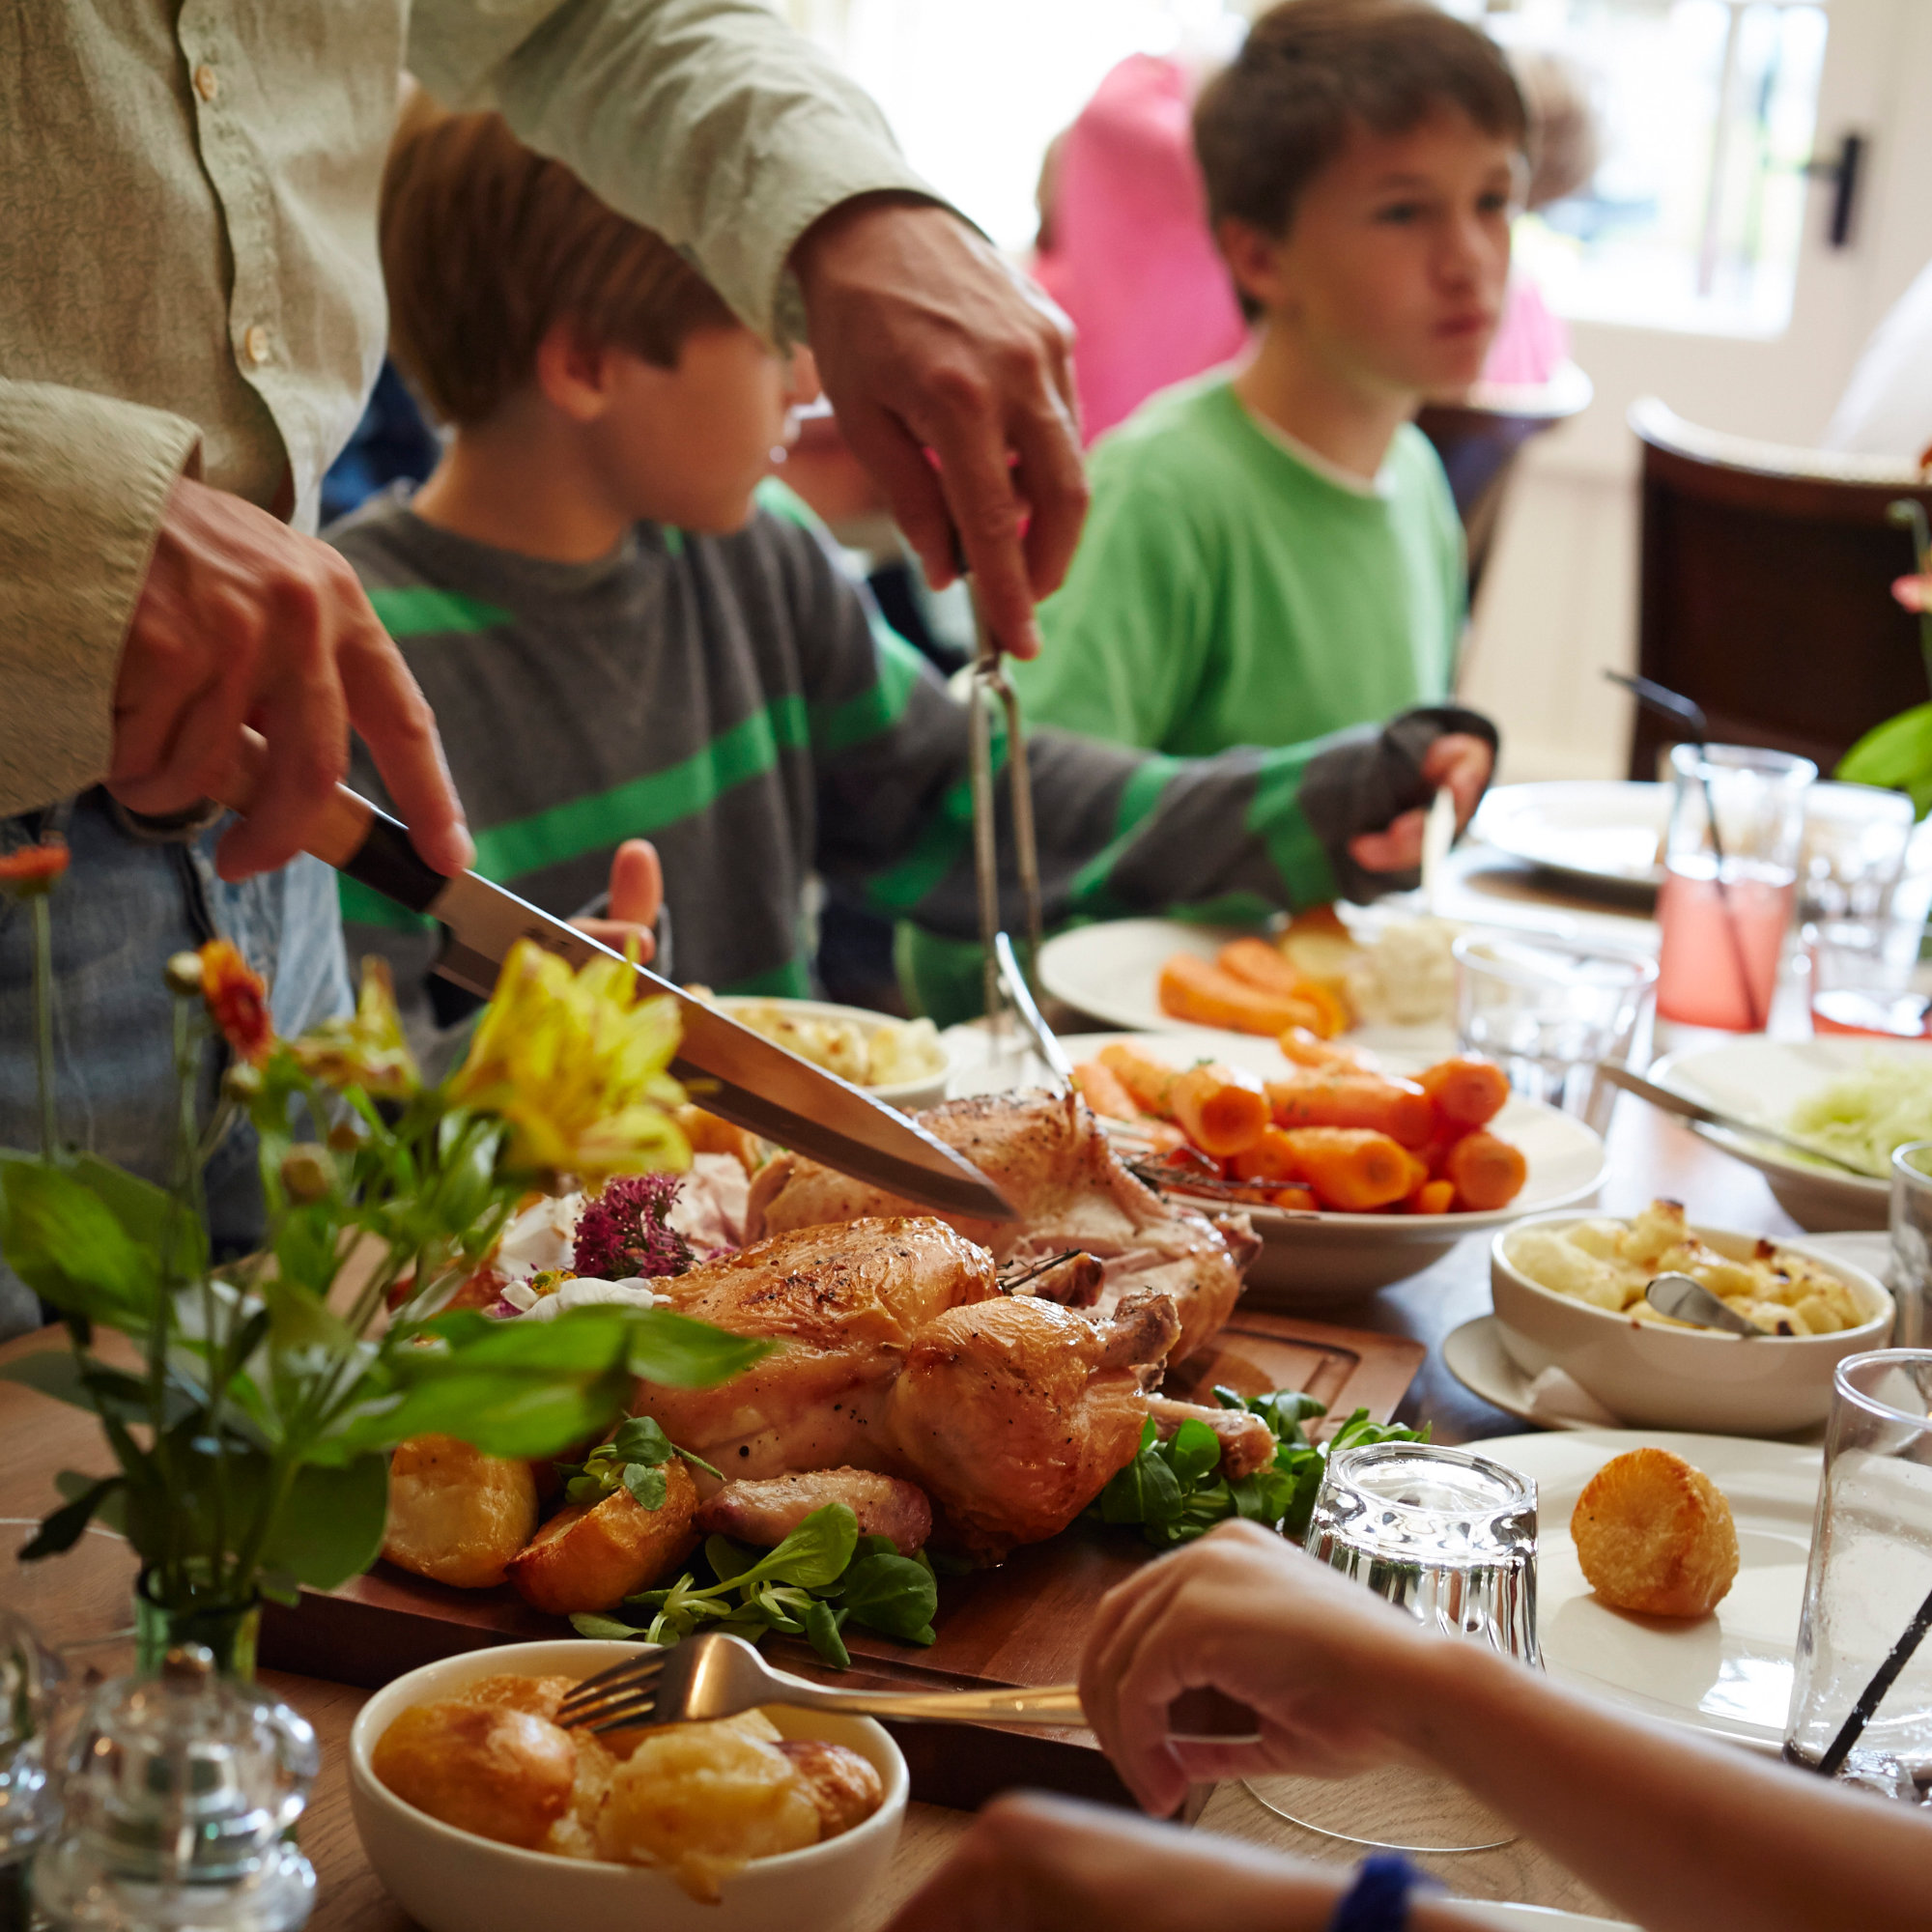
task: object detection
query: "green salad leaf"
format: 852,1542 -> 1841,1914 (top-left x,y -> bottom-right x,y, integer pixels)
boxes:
1090,1387 -> 1427,1548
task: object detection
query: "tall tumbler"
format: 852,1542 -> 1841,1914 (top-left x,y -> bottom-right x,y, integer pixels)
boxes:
1246,1442 -> 1539,1852
1784,1350 -> 1932,1801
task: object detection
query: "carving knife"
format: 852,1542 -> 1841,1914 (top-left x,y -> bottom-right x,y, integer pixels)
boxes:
1593,1063 -> 1872,1178
213,739 -> 1014,1221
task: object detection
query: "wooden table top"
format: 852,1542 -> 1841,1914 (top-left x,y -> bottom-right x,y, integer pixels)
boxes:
0,1079 -> 1807,1930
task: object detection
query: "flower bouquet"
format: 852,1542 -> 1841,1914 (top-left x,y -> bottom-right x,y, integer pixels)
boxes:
0,842 -> 766,1673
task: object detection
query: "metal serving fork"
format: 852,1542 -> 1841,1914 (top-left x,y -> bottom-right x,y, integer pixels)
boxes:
554,1633 -> 1260,1743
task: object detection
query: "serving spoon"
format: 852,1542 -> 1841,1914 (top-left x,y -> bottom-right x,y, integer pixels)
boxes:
1644,1272 -> 1762,1338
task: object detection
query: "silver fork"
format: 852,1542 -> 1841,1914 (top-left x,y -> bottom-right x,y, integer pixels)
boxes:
554,1633 -> 1259,1743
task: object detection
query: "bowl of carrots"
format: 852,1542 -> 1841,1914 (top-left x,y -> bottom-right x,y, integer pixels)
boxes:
1066,1031 -> 1606,1301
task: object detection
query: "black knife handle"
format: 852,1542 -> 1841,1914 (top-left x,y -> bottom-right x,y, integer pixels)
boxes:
344,805 -> 449,917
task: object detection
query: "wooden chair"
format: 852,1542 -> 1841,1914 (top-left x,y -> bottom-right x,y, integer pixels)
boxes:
1630,398 -> 1932,781
1417,361 -> 1592,599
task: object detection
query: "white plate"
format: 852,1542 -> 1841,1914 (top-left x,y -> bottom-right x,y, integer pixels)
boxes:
1648,1035 -> 1932,1230
1462,1911 -> 1634,1932
945,1029 -> 1605,1300
1036,916 -> 1454,1058
1442,1315 -> 1601,1432
1474,781 -> 1668,890
1472,1429 -> 1822,1750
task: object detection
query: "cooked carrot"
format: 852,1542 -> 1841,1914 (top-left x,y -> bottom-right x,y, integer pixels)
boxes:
1278,1027 -> 1374,1072
1289,979 -> 1350,1039
1272,1185 -> 1320,1212
1096,1042 -> 1179,1116
1228,1124 -> 1304,1184
1168,1062 -> 1269,1155
1264,1072 -> 1435,1149
1073,1060 -> 1140,1123
1418,1057 -> 1511,1130
1443,1129 -> 1528,1210
1406,1178 -> 1457,1215
1159,954 -> 1321,1037
1217,936 -> 1308,998
1275,1127 -> 1415,1213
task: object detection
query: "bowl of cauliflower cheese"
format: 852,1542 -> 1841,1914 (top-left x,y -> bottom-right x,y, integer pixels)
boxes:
1492,1200 -> 1891,1435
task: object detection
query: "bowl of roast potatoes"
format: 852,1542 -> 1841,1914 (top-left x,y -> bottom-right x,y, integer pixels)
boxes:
1491,1199 -> 1891,1434
350,1638 -> 907,1932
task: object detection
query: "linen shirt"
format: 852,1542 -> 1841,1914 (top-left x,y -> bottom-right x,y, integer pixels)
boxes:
0,0 -> 932,817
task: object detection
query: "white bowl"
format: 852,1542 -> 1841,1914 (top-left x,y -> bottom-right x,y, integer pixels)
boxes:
717,996 -> 951,1110
1647,1037 -> 1932,1232
349,1640 -> 908,1932
1490,1213 -> 1892,1435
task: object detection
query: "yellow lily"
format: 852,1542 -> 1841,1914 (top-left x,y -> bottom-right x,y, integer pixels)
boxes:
290,956 -> 421,1098
448,940 -> 689,1183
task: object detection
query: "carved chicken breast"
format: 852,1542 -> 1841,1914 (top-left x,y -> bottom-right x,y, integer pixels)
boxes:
747,1092 -> 1254,1363
695,1468 -> 933,1554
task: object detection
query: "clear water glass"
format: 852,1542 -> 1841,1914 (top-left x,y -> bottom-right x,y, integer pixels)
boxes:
1784,1350 -> 1932,1802
1453,932 -> 1656,1134
1247,1443 -> 1540,1852
1890,1145 -> 1932,1350
1799,781 -> 1918,925
1804,804 -> 1932,1039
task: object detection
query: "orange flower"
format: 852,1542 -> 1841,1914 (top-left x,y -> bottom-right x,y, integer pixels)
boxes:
0,840 -> 70,898
198,939 -> 273,1065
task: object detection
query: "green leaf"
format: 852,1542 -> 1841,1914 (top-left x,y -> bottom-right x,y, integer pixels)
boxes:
0,1350 -> 99,1413
720,1504 -> 859,1597
839,1551 -> 939,1643
257,1453 -> 390,1588
0,1162 -> 159,1324
621,1463 -> 668,1512
1162,1418 -> 1223,1490
610,1416 -> 673,1466
67,1154 -> 208,1278
571,1612 -> 639,1640
1839,704 -> 1932,802
622,1308 -> 776,1389
704,1535 -> 758,1585
19,1475 -> 123,1559
802,1597 -> 851,1669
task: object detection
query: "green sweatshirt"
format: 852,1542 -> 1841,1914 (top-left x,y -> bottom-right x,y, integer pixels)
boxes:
327,480 -> 1492,1038
1012,375 -> 1464,756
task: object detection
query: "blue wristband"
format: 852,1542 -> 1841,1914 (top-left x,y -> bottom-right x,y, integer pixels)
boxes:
1329,1853 -> 1422,1932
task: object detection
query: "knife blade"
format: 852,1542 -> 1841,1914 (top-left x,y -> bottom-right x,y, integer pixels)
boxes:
213,739 -> 1013,1221
1594,1063 -> 1873,1179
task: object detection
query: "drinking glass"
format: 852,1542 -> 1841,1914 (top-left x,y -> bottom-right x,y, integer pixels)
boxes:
1805,804 -> 1932,1039
1453,933 -> 1656,1134
1655,745 -> 1815,1031
1799,781 -> 1917,925
1784,1350 -> 1932,1802
1246,1442 -> 1539,1852
1889,1145 -> 1932,1350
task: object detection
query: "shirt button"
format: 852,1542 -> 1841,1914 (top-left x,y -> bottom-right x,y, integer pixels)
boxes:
193,63 -> 219,102
242,325 -> 271,365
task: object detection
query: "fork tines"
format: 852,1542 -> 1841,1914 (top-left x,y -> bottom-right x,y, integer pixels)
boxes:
554,1649 -> 666,1732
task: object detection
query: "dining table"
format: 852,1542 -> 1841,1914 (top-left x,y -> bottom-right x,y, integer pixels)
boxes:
0,838 -> 1830,1930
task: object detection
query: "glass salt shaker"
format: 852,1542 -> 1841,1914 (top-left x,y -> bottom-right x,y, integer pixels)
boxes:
1,1605 -> 62,1931
31,1645 -> 318,1932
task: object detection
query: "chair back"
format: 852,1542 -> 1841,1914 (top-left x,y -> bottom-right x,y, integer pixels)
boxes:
1631,398 -> 1932,781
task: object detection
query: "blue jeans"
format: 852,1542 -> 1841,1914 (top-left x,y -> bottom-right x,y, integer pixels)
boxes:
0,792 -> 351,1337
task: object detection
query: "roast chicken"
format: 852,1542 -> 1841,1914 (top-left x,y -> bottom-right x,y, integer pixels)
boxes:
634,1214 -> 1264,1555
747,1092 -> 1256,1365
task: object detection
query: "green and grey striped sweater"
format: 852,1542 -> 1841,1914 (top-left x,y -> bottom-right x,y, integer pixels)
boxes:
327,480 -> 1492,1037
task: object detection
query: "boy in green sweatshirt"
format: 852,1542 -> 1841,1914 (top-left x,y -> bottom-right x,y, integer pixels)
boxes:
329,105 -> 1495,1041
1012,0 -> 1525,762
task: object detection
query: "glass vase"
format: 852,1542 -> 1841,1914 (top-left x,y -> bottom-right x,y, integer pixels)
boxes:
132,1575 -> 262,1683
28,1642 -> 316,1932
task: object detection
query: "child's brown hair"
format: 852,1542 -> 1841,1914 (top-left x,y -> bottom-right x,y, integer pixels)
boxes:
1194,0 -> 1526,318
381,101 -> 738,426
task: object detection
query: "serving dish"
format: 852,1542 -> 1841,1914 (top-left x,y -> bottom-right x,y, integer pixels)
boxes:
1472,781 -> 1668,892
716,995 -> 952,1110
1648,1036 -> 1932,1231
348,1638 -> 908,1932
1489,1213 -> 1890,1435
1473,1429 -> 1822,1751
1035,916 -> 1456,1059
948,1029 -> 1606,1299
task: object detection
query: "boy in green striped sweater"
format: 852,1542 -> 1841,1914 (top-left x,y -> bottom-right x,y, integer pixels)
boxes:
331,106 -> 1495,1043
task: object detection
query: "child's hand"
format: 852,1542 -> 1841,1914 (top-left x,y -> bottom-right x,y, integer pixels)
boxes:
571,838 -> 662,961
1895,574 -> 1932,613
1347,732 -> 1493,877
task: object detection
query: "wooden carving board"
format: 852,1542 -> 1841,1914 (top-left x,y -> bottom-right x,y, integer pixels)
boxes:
261,1308 -> 1422,1811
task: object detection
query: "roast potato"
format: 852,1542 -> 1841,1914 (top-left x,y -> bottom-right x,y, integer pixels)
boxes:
371,1699 -> 576,1848
506,1458 -> 700,1614
1572,1446 -> 1740,1618
383,1435 -> 538,1588
776,1738 -> 885,1838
